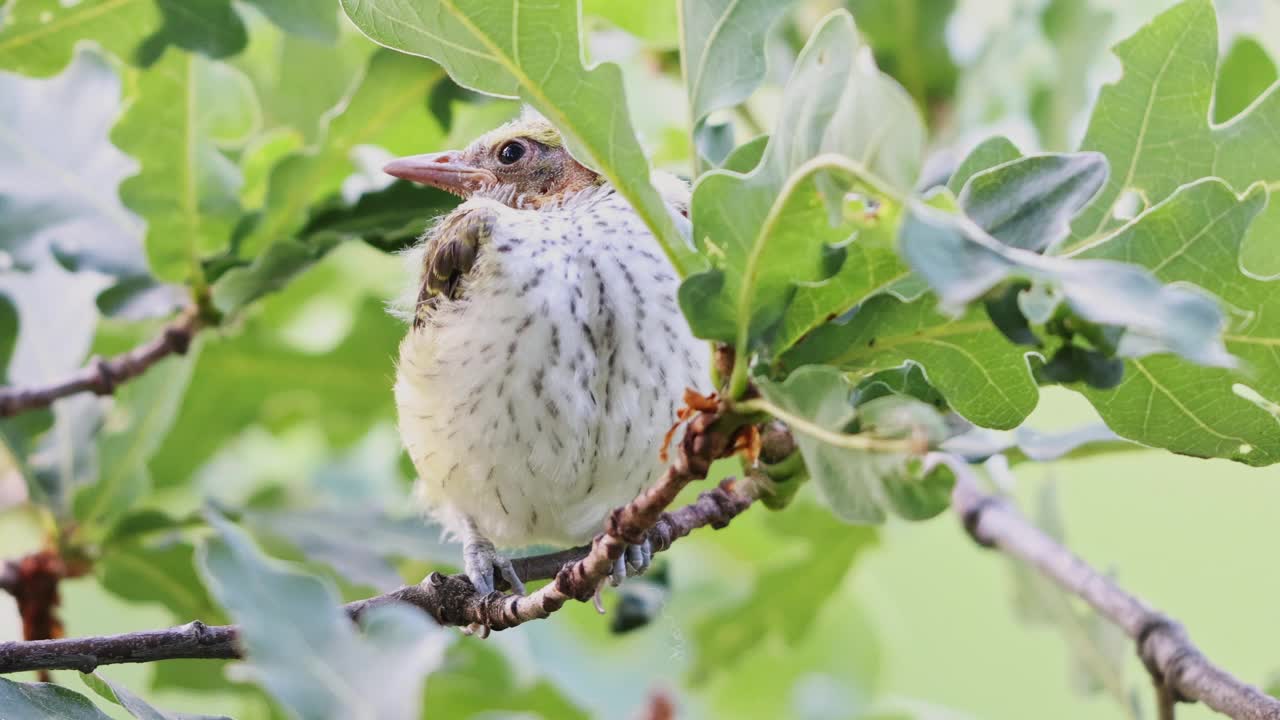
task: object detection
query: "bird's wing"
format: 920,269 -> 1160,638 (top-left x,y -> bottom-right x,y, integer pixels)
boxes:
412,204 -> 498,328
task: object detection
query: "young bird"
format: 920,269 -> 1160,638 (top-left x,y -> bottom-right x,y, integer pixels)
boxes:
387,110 -> 708,596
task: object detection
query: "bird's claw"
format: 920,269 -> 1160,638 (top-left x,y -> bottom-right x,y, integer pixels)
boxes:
463,535 -> 525,596
609,538 -> 653,587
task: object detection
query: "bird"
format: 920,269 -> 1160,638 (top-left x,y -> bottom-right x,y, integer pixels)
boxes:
385,109 -> 709,597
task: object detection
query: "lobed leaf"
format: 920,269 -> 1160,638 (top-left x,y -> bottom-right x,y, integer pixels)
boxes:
848,0 -> 958,113
81,672 -> 230,720
72,350 -> 196,537
957,152 -> 1109,252
198,513 -> 452,720
340,0 -> 695,274
681,0 -> 795,167
900,192 -> 1237,369
757,366 -> 950,524
781,295 -> 1037,430
1064,0 -> 1280,270
0,49 -> 147,281
0,0 -> 161,76
1071,179 -> 1279,465
680,10 -> 924,366
0,677 -> 113,720
233,49 -> 444,267
111,51 -> 257,283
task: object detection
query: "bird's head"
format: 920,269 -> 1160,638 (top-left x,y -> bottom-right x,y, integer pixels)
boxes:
383,109 -> 603,208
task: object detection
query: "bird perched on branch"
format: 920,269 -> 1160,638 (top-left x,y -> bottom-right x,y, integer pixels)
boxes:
386,109 -> 708,596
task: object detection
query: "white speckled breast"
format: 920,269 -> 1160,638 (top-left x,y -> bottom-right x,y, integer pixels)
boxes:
395,186 -> 707,548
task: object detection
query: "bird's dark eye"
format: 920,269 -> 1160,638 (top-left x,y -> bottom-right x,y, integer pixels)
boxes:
498,141 -> 526,165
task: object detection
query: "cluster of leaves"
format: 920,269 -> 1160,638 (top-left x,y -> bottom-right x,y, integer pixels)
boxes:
0,0 -> 1276,718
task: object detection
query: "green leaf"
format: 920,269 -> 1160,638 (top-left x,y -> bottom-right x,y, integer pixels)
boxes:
0,677 -> 113,720
1215,36 -> 1278,124
947,136 -> 1022,195
302,181 -> 456,253
720,134 -> 768,174
149,297 -> 401,489
781,295 -> 1037,430
957,152 -> 1108,252
198,513 -> 452,719
756,366 -> 949,524
213,181 -> 456,314
339,0 -> 696,275
98,538 -> 225,623
238,50 -> 444,258
770,200 -> 911,355
680,10 -> 924,364
81,672 -> 230,720
681,0 -> 794,167
1031,0 -> 1113,150
901,194 -> 1237,369
583,0 -> 677,48
1071,179 -> 1280,465
1065,0 -> 1280,250
691,502 -> 878,683
425,641 -> 589,719
211,236 -> 340,314
0,258 -> 109,512
0,48 -> 147,281
243,507 -> 457,591
241,0 -> 338,44
112,51 -> 257,283
135,0 -> 247,67
72,350 -> 195,536
0,0 -> 161,76
848,0 -> 958,114
234,11 -> 374,144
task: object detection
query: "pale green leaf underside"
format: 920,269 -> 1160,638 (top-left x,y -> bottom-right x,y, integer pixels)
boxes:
340,0 -> 694,274
198,514 -> 450,719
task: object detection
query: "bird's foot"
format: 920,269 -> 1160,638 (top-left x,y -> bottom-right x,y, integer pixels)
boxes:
463,535 -> 525,596
608,538 -> 653,587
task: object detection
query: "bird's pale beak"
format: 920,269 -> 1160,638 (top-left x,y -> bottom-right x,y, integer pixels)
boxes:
382,151 -> 497,196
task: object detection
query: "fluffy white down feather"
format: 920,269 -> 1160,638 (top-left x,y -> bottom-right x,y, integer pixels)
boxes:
394,174 -> 707,548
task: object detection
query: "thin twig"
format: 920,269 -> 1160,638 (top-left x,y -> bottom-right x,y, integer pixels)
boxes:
734,398 -> 921,452
0,306 -> 202,418
0,474 -> 760,674
936,453 -> 1280,720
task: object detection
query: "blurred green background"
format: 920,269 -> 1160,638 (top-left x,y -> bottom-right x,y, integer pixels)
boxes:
2,0 -> 1279,718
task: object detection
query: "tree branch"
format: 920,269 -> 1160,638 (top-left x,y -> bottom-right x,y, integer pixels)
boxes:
0,306 -> 202,418
938,453 -> 1280,720
0,403 -> 758,674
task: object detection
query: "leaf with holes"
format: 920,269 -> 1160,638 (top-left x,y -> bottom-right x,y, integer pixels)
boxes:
1071,179 -> 1279,465
1062,0 -> 1279,279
